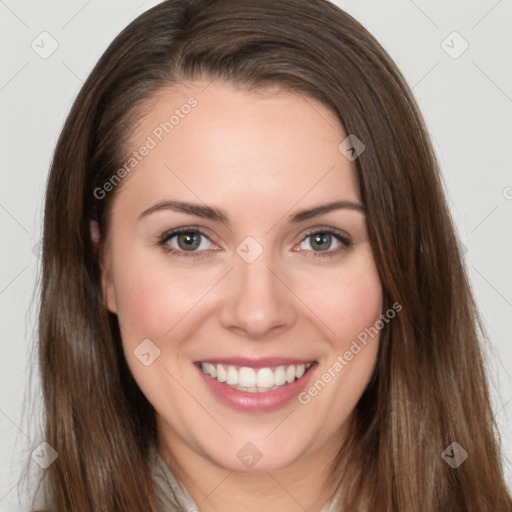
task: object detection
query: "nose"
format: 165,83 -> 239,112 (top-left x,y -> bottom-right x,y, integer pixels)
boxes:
219,245 -> 297,340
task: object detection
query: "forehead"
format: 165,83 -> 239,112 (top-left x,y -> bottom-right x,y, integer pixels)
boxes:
112,79 -> 360,221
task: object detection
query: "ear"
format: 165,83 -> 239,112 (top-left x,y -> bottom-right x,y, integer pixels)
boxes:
90,220 -> 118,314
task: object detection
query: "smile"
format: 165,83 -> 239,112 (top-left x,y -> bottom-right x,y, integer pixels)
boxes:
199,361 -> 314,393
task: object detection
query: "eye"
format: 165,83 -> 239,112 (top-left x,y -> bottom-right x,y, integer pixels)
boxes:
157,226 -> 216,259
156,226 -> 352,260
298,228 -> 352,258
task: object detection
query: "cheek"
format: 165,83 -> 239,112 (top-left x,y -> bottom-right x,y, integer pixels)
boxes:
111,237 -> 383,351
329,273 -> 382,345
110,245 -> 209,343
299,251 -> 383,348
112,266 -> 168,341
292,250 -> 382,416
108,245 -> 201,406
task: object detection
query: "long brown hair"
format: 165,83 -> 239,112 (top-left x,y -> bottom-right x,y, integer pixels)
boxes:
37,0 -> 511,510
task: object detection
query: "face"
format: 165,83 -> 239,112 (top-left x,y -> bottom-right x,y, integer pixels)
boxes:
99,80 -> 382,474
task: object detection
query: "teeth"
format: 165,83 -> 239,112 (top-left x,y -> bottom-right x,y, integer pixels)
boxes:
286,365 -> 296,383
217,364 -> 227,382
226,366 -> 238,385
296,364 -> 306,378
274,366 -> 286,386
200,362 -> 313,392
256,368 -> 274,388
239,367 -> 256,387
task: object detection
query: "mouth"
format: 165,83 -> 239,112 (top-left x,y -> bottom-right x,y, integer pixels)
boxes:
195,358 -> 317,412
199,361 -> 314,393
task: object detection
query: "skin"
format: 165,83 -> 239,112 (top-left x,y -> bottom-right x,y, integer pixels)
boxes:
98,79 -> 383,512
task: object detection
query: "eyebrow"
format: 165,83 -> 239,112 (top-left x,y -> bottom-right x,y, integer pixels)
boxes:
138,199 -> 365,225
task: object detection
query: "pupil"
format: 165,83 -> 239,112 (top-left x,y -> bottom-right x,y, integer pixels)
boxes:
312,233 -> 330,251
179,231 -> 200,250
175,232 -> 332,252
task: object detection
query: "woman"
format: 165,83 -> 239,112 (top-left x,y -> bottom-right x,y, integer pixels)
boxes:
36,0 -> 512,510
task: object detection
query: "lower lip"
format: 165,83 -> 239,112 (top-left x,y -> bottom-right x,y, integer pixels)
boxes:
197,364 -> 316,412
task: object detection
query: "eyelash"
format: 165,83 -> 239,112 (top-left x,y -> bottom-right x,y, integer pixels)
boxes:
156,225 -> 352,260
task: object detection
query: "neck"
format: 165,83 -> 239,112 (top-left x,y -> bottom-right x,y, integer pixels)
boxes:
157,428 -> 344,512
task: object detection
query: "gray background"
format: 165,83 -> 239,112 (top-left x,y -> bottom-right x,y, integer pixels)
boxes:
1,0 -> 511,509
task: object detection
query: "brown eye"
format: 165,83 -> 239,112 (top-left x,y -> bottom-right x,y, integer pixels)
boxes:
159,227 -> 214,257
309,232 -> 333,251
175,231 -> 202,251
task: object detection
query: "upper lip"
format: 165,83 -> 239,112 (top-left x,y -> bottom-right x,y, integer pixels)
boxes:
195,357 -> 316,369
